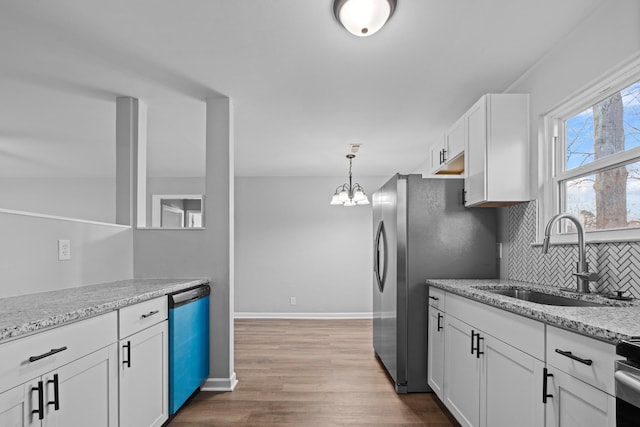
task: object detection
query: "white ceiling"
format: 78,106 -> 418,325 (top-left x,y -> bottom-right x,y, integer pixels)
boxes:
0,0 -> 606,178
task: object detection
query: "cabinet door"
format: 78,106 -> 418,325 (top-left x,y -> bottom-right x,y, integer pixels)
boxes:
0,345 -> 117,427
464,97 -> 487,206
430,142 -> 446,174
479,334 -> 544,427
0,382 -> 33,427
427,307 -> 445,399
545,368 -> 615,427
47,344 -> 118,427
445,117 -> 465,162
120,321 -> 168,427
443,316 -> 480,427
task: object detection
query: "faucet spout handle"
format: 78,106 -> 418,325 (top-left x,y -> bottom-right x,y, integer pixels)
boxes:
572,271 -> 599,282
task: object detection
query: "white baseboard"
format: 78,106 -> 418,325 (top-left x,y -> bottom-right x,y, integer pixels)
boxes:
200,372 -> 238,392
234,312 -> 372,319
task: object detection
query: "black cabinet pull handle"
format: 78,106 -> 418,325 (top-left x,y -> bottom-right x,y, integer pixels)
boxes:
141,310 -> 159,319
123,341 -> 131,368
476,335 -> 484,359
439,149 -> 444,165
442,149 -> 447,164
470,330 -> 484,357
462,189 -> 467,205
429,296 -> 439,301
47,373 -> 60,410
542,368 -> 554,403
29,346 -> 68,363
32,380 -> 44,420
555,349 -> 593,366
437,313 -> 443,331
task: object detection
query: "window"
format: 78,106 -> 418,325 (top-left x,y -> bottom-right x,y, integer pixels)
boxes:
543,59 -> 640,242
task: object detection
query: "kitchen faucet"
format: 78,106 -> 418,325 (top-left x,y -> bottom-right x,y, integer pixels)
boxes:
542,213 -> 598,293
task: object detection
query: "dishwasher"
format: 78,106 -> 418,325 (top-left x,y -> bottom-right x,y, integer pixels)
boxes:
168,284 -> 210,415
615,337 -> 640,427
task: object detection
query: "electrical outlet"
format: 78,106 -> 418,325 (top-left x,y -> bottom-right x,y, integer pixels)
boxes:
290,297 -> 296,305
496,243 -> 503,259
58,240 -> 71,261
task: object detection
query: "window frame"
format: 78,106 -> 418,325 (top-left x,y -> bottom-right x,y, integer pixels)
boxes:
540,55 -> 640,244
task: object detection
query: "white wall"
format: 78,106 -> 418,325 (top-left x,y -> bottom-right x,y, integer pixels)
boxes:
134,96 -> 236,391
507,0 -> 640,196
234,176 -> 388,317
0,211 -> 132,298
499,0 -> 640,277
0,178 -> 115,223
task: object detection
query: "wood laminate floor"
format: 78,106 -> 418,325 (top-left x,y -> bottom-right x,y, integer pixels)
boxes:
169,318 -> 459,427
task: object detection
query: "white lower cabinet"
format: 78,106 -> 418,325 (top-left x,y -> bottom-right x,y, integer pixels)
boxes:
544,368 -> 616,427
0,294 -> 179,427
544,325 -> 617,427
480,333 -> 544,427
430,288 -> 619,427
427,306 -> 445,399
0,383 -> 26,426
48,344 -> 119,427
118,297 -> 169,427
443,315 -> 480,427
0,313 -> 118,427
430,288 -> 599,427
440,315 -> 544,427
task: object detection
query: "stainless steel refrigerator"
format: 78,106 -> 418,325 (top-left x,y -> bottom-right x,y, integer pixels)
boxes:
372,174 -> 497,393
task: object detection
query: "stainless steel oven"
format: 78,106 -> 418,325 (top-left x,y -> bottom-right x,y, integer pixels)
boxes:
616,338 -> 640,427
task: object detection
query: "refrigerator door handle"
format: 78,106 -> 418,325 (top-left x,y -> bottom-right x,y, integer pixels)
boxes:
374,220 -> 387,293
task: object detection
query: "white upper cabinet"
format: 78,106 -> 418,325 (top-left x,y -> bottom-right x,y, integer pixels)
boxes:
464,94 -> 530,207
431,117 -> 466,175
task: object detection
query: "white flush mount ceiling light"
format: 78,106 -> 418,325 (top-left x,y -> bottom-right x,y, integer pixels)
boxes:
330,154 -> 370,206
333,0 -> 397,37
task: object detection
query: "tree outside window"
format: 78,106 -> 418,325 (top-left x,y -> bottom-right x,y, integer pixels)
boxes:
561,80 -> 640,232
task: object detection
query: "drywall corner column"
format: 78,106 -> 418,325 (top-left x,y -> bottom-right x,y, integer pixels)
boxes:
116,97 -> 147,227
203,95 -> 236,390
132,96 -> 235,390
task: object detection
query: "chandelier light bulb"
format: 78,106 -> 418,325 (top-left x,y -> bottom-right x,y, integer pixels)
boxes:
330,193 -> 342,205
353,189 -> 366,202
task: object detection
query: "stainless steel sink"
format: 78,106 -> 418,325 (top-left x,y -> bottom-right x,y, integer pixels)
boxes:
483,288 -> 605,307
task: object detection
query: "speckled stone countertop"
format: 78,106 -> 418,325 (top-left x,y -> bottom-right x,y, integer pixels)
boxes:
427,279 -> 640,344
0,278 -> 209,343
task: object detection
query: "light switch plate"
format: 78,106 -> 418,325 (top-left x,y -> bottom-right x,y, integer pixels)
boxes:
58,240 -> 71,261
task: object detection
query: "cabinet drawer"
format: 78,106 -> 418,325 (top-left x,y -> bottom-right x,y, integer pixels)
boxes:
446,293 -> 544,360
428,287 -> 445,310
119,297 -> 168,339
546,325 -> 616,395
0,312 -> 117,394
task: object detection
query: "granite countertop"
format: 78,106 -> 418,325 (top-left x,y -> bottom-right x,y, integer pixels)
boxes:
0,278 -> 209,343
426,279 -> 640,344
